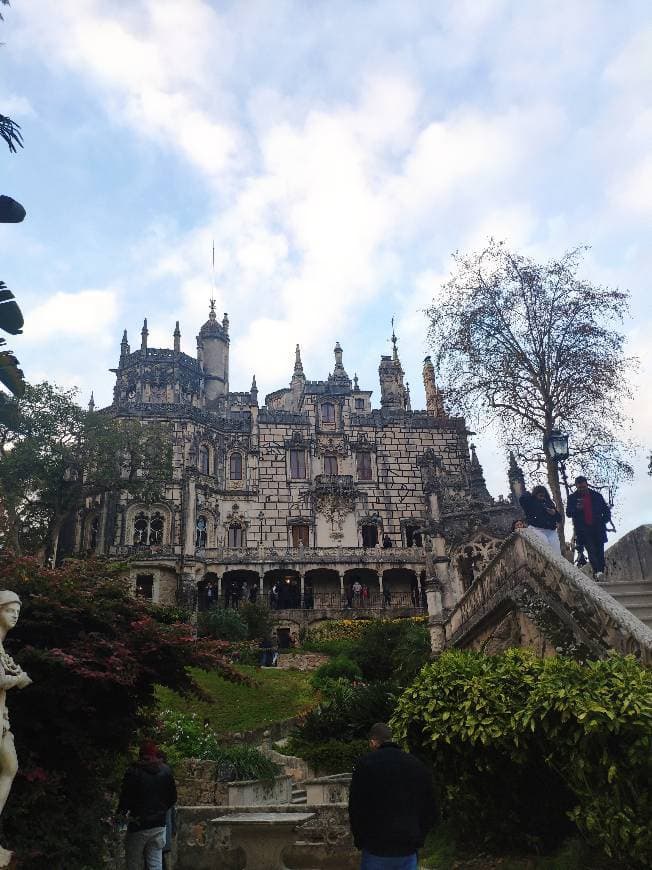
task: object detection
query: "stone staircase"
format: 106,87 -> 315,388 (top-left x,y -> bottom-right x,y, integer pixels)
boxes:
291,784 -> 307,805
597,525 -> 652,630
600,580 -> 652,629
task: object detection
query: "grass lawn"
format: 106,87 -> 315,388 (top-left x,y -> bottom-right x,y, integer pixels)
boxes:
156,665 -> 319,735
420,826 -> 622,870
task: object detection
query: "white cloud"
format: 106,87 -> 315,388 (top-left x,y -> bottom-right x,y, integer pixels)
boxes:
25,289 -> 119,341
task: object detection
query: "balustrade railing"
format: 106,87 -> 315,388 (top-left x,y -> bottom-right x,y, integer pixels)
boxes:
197,590 -> 426,613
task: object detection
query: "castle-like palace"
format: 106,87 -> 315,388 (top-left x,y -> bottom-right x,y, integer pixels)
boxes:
71,304 -> 517,637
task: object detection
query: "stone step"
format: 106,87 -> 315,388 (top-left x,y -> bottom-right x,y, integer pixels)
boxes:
601,581 -> 652,595
601,585 -> 652,629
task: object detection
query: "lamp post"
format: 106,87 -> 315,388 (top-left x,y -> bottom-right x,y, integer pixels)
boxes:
543,429 -> 570,496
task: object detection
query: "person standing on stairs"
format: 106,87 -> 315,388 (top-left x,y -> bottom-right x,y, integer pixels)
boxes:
566,476 -> 612,580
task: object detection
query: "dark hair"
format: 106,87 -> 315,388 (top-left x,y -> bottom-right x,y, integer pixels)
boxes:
369,722 -> 392,743
511,519 -> 526,532
531,485 -> 551,500
574,476 -> 588,485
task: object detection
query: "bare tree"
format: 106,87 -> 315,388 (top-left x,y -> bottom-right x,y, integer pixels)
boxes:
427,240 -> 636,541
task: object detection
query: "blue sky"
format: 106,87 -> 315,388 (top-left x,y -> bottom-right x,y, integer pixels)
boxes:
1,0 -> 651,539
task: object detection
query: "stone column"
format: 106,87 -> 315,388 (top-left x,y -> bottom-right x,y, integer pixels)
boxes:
300,573 -> 305,606
217,575 -> 222,599
184,477 -> 197,556
338,571 -> 344,604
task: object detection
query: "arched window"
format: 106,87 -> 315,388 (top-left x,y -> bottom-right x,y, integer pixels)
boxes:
199,444 -> 210,475
230,452 -> 243,480
89,516 -> 100,550
196,515 -> 207,548
361,524 -> 378,548
320,402 -> 335,423
405,525 -> 423,547
324,454 -> 338,475
133,510 -> 165,546
228,523 -> 244,548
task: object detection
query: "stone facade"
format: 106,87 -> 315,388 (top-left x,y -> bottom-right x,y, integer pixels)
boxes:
69,306 -> 518,623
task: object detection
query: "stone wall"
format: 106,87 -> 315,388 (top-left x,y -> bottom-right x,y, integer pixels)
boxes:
605,524 -> 652,583
175,761 -> 291,807
174,804 -> 357,870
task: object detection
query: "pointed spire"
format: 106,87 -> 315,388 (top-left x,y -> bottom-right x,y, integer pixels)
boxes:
470,443 -> 480,468
423,355 -> 446,418
405,381 -> 411,411
208,297 -> 216,321
508,451 -> 525,502
330,341 -> 351,387
250,374 -> 258,405
353,372 -> 359,390
141,318 -> 148,351
222,312 -> 229,333
120,329 -> 130,361
88,391 -> 95,412
173,321 -> 181,353
293,344 -> 305,379
468,441 -> 492,503
391,317 -> 399,361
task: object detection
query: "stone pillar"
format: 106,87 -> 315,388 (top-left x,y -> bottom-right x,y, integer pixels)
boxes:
338,572 -> 344,602
431,534 -> 454,610
425,579 -> 446,655
184,478 -> 197,556
300,573 -> 305,605
217,575 -> 222,600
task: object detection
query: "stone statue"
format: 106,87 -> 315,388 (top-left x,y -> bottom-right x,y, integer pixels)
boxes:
0,591 -> 32,867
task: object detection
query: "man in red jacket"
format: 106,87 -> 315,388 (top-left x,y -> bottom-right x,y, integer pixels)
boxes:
566,476 -> 612,580
349,723 -> 437,869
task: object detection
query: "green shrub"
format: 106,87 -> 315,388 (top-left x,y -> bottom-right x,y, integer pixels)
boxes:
200,607 -> 248,641
352,619 -> 431,685
286,737 -> 369,774
297,680 -> 396,744
302,636 -> 358,657
311,655 -> 362,692
392,649 -> 652,866
157,709 -> 279,780
240,601 -> 274,640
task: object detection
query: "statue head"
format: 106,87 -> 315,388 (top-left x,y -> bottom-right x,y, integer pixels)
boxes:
0,592 -> 21,633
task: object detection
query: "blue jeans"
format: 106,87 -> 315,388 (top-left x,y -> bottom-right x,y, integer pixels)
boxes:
125,826 -> 166,870
360,851 -> 417,870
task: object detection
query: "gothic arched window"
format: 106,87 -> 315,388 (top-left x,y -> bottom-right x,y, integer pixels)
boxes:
230,452 -> 243,480
133,510 -> 165,546
228,523 -> 244,548
320,402 -> 335,423
196,515 -> 207,548
199,444 -> 210,475
324,454 -> 338,475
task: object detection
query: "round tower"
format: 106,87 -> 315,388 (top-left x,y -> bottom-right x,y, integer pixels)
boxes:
197,302 -> 230,403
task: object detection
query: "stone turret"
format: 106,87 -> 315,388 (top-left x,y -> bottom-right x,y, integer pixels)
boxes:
141,318 -> 148,352
88,391 -> 95,412
119,330 -> 129,364
250,374 -> 258,406
468,442 -> 492,503
379,326 -> 407,411
197,301 -> 230,404
508,451 -> 525,502
423,355 -> 446,417
329,341 -> 352,389
173,321 -> 181,354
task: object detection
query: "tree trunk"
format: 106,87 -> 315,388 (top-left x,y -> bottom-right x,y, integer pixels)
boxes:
37,513 -> 66,567
545,455 -> 567,551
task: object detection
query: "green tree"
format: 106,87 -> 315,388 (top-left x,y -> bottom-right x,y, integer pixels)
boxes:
0,553 -> 244,869
428,241 -> 635,541
0,0 -> 27,399
0,382 -> 172,561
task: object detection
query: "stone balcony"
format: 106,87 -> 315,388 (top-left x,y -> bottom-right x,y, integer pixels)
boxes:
194,545 -> 427,566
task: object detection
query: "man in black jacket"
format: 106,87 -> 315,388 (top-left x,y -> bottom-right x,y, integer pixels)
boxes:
566,476 -> 612,579
348,723 -> 437,869
117,740 -> 177,870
